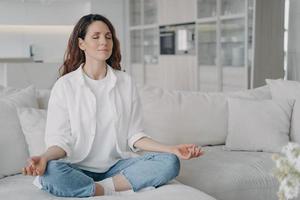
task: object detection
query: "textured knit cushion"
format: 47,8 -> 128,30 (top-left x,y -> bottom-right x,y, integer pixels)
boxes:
226,98 -> 294,152
177,146 -> 279,200
266,79 -> 300,143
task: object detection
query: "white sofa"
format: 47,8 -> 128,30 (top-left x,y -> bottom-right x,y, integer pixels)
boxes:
0,85 -> 215,200
0,79 -> 299,200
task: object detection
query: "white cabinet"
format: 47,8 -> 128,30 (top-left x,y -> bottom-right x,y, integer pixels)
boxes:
197,0 -> 284,91
127,0 -> 285,91
197,0 -> 251,92
158,0 -> 196,25
128,0 -> 159,85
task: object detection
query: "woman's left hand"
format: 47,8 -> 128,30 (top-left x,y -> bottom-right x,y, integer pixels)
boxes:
169,144 -> 204,160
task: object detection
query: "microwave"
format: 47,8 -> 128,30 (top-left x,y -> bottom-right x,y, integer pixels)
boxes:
160,23 -> 195,55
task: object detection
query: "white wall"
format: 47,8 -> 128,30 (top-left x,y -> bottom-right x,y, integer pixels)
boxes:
0,0 -> 126,89
0,1 -> 91,25
287,0 -> 300,81
0,0 -> 126,64
0,25 -> 73,62
0,63 -> 60,89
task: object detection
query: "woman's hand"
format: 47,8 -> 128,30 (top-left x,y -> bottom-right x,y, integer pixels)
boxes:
170,144 -> 204,160
22,156 -> 47,176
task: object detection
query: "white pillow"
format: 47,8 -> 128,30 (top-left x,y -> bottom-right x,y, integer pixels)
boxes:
36,89 -> 51,109
266,79 -> 300,143
225,98 -> 294,152
0,86 -> 38,178
0,86 -> 51,110
17,108 -> 47,157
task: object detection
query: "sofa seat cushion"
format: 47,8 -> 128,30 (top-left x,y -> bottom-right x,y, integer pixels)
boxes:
0,175 -> 216,200
177,146 -> 282,200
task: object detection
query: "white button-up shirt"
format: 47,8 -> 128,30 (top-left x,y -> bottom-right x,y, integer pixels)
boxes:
45,65 -> 148,164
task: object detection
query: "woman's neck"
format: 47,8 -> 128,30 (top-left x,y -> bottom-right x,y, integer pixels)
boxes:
83,60 -> 107,80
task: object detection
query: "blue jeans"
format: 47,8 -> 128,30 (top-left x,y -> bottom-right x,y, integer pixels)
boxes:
39,152 -> 180,197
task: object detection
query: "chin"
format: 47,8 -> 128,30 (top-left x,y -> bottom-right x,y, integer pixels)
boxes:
94,55 -> 111,62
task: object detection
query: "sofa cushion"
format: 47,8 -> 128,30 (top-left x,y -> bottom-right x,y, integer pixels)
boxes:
266,79 -> 300,144
36,89 -> 51,110
138,85 -> 272,146
0,175 -> 216,200
0,86 -> 51,110
17,108 -> 47,157
177,146 -> 279,200
0,86 -> 38,178
226,98 -> 293,152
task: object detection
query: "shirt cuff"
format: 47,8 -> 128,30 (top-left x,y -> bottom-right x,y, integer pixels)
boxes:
46,141 -> 72,157
128,132 -> 151,152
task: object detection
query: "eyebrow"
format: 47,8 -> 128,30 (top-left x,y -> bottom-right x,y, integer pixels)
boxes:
92,32 -> 112,35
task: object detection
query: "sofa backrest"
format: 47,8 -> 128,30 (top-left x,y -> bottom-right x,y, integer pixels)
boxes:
138,85 -> 271,146
35,85 -> 272,146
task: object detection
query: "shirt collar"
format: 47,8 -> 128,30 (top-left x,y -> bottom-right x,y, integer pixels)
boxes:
75,63 -> 117,89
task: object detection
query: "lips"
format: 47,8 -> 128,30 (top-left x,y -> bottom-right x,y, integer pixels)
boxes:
98,49 -> 109,52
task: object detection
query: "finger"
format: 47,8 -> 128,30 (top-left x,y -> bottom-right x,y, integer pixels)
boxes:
195,147 -> 201,155
191,146 -> 196,156
22,167 -> 26,175
196,150 -> 202,157
185,144 -> 196,148
198,149 -> 204,156
32,170 -> 37,176
36,168 -> 41,176
26,166 -> 32,176
29,160 -> 36,168
193,146 -> 198,156
184,149 -> 192,159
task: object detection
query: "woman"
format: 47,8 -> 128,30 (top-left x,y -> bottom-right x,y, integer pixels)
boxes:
22,14 -> 203,197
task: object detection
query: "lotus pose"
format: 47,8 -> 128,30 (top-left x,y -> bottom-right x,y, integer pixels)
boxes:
22,14 -> 203,197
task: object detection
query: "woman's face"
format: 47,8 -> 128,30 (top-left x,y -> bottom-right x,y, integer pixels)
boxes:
79,21 -> 113,62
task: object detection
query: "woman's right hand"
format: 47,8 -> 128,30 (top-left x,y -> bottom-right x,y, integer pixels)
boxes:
22,156 -> 47,176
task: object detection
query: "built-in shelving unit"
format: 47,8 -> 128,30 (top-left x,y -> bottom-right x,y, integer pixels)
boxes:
127,0 -> 285,91
128,0 -> 159,85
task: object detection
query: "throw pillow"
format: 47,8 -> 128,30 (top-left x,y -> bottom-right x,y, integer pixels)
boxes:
0,86 -> 38,178
225,98 -> 294,152
17,108 -> 47,157
266,79 -> 300,143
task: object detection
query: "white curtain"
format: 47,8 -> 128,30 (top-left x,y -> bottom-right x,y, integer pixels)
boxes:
287,0 -> 300,81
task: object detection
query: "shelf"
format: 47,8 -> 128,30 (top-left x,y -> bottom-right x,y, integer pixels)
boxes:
220,13 -> 245,20
198,41 -> 217,44
0,57 -> 34,63
196,17 -> 217,24
0,25 -> 73,33
220,40 -> 244,43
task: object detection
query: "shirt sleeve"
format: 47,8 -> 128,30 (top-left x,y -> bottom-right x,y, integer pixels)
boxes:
44,79 -> 74,157
127,79 -> 151,152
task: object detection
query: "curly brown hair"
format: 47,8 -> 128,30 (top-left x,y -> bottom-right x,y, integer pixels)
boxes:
59,14 -> 121,76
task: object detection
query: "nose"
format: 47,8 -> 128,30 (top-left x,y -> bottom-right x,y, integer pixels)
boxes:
99,35 -> 108,46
